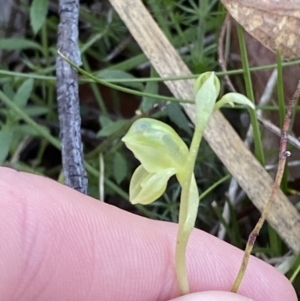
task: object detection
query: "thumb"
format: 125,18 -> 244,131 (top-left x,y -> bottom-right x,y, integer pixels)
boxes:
169,291 -> 257,301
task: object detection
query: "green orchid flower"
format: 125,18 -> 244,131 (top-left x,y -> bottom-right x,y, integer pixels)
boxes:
122,71 -> 255,295
122,118 -> 189,204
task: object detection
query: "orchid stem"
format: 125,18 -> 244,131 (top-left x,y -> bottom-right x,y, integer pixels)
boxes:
176,123 -> 205,294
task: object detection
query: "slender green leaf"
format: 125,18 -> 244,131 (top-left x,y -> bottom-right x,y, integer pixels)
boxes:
13,79 -> 34,107
23,106 -> 49,117
0,127 -> 13,163
99,115 -> 113,127
18,124 -> 50,136
140,67 -> 159,112
140,79 -> 159,112
98,119 -> 128,137
113,152 -> 128,184
166,103 -> 192,135
0,38 -> 42,51
30,0 -> 49,34
237,24 -> 264,166
3,83 -> 15,100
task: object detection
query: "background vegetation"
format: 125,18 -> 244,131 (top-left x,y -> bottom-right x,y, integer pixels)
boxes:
0,0 -> 300,296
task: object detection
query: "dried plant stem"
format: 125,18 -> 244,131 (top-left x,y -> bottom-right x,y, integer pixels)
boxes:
257,117 -> 300,150
218,14 -> 235,92
231,80 -> 300,293
56,0 -> 87,194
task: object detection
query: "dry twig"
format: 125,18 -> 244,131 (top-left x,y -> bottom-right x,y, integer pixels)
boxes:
231,80 -> 300,292
56,0 -> 87,194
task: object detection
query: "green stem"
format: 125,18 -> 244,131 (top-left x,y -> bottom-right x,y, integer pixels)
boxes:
58,51 -> 193,103
176,123 -> 205,294
199,174 -> 230,201
2,58 -> 300,83
290,261 -> 300,283
81,55 -> 108,115
237,25 -> 265,166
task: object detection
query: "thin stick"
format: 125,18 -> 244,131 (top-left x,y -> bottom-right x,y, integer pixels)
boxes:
218,14 -> 236,92
231,80 -> 300,293
258,117 -> 300,150
56,0 -> 87,194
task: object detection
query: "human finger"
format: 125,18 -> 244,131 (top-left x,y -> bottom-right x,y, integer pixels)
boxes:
0,167 -> 296,301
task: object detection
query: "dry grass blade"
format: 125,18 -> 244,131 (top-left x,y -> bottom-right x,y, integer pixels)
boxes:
221,0 -> 300,60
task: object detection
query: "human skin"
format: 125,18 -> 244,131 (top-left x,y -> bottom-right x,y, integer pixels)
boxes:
0,167 -> 297,301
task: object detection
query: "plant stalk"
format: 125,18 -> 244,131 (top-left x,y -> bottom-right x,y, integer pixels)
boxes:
176,123 -> 205,294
